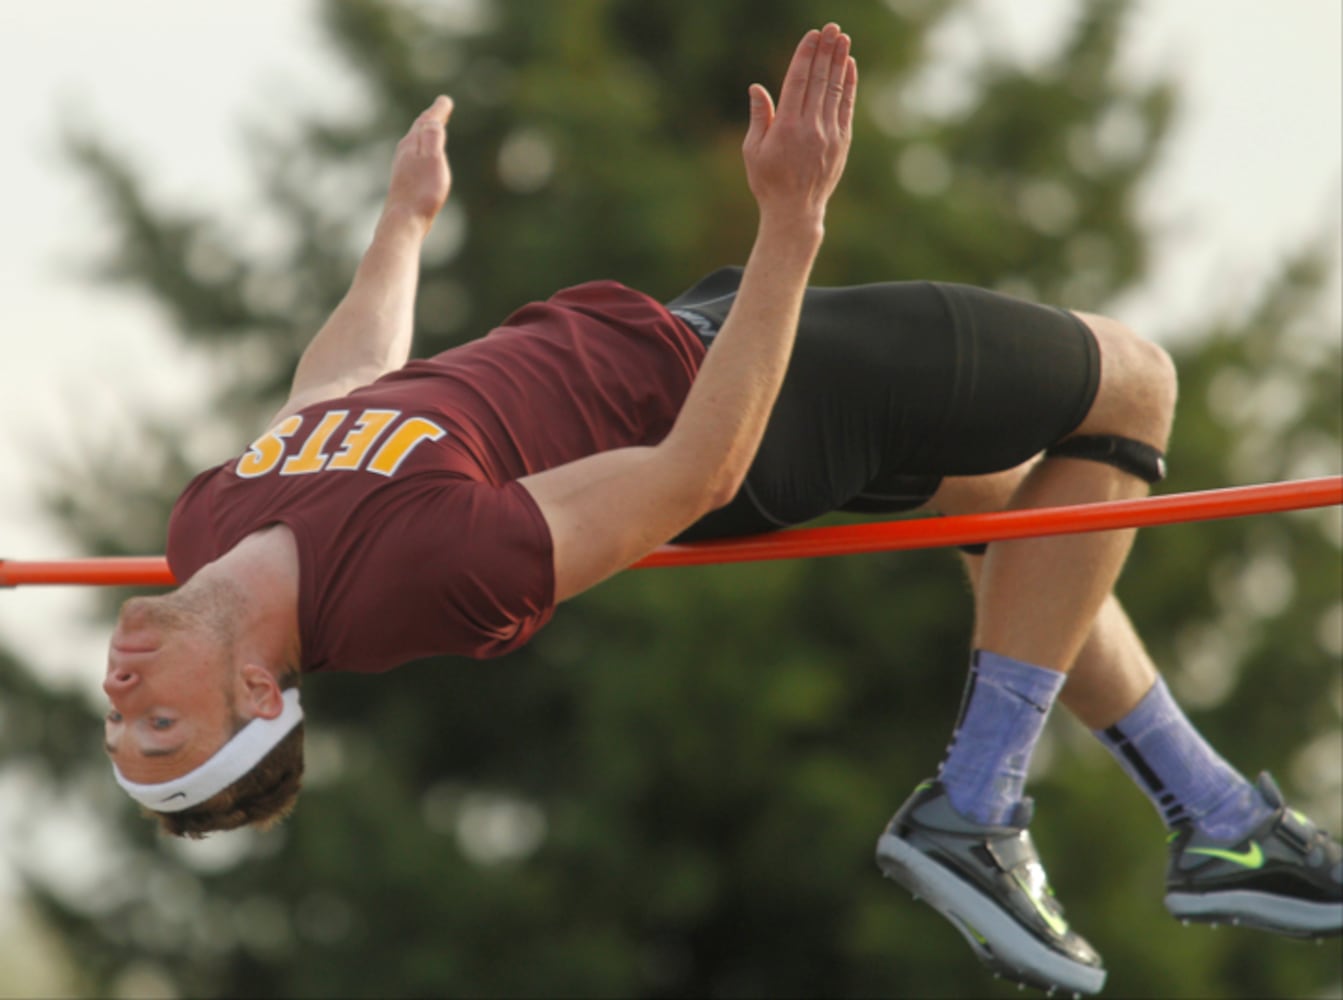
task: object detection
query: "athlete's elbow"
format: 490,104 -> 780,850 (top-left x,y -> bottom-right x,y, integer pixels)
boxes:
703,465 -> 746,512
660,435 -> 747,515
675,463 -> 740,520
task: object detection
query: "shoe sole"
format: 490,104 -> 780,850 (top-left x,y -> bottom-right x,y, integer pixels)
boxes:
1165,890 -> 1343,938
877,832 -> 1106,996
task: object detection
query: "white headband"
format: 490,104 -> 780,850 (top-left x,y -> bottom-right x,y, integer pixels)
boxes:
112,688 -> 304,813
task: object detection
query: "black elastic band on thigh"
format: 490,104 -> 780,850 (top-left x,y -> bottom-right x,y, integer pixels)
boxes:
960,434 -> 1167,556
1045,435 -> 1167,484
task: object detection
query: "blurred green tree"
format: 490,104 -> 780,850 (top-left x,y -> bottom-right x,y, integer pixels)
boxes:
1,0 -> 1338,996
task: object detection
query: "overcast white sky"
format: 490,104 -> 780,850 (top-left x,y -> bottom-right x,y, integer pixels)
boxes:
0,0 -> 1339,683
0,0 -> 1339,992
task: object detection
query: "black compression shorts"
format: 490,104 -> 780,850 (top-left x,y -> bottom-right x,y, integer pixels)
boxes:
668,267 -> 1101,541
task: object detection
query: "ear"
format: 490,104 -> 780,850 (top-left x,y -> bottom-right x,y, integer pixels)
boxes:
238,663 -> 285,720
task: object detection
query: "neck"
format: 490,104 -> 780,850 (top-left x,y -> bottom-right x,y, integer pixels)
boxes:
189,525 -> 302,675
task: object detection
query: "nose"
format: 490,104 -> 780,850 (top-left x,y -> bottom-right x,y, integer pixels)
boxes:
103,668 -> 139,696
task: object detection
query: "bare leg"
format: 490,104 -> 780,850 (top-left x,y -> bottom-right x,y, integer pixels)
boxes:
916,312 -> 1175,828
966,312 -> 1177,672
933,460 -> 1159,729
972,463 -> 1143,670
940,472 -> 1281,840
969,546 -> 1156,727
1058,597 -> 1157,729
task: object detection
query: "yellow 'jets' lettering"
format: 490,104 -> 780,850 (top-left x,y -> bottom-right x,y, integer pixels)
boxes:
236,409 -> 447,479
327,409 -> 399,471
367,417 -> 448,476
236,415 -> 303,478
282,410 -> 350,476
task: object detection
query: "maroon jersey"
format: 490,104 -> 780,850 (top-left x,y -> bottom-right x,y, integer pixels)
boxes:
166,281 -> 706,672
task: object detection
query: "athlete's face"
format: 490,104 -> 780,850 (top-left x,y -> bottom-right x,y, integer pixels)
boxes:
103,596 -> 240,785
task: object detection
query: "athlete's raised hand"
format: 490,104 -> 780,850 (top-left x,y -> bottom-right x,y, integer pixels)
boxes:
742,24 -> 857,230
386,95 -> 454,233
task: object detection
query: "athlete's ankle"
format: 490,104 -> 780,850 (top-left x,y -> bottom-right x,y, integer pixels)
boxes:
1094,676 -> 1273,839
1191,780 -> 1274,844
937,650 -> 1064,826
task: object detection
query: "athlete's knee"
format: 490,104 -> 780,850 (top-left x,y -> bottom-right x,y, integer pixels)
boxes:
1074,312 -> 1178,446
1131,333 -> 1178,429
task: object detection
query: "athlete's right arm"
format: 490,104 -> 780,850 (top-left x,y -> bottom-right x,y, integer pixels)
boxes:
268,96 -> 454,428
520,24 -> 856,603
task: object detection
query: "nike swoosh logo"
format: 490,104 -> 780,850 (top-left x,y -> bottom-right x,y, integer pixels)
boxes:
160,792 -> 188,803
1186,841 -> 1265,869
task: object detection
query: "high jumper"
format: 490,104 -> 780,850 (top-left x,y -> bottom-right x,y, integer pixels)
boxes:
94,23 -> 1340,996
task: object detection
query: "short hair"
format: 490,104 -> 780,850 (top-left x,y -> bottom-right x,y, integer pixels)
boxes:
146,673 -> 304,839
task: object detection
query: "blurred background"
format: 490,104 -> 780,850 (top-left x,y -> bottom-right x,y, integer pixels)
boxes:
0,0 -> 1339,996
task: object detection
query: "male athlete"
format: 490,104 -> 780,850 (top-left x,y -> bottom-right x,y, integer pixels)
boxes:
103,23 -> 1340,995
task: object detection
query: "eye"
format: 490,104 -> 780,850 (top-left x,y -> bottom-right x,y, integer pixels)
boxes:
106,710 -> 123,724
150,717 -> 175,731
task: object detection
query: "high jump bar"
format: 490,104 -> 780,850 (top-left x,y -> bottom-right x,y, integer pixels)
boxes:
2,476 -> 1340,588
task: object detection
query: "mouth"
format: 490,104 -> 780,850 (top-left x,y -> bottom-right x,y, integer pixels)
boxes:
108,637 -> 161,679
110,618 -> 161,655
111,639 -> 161,654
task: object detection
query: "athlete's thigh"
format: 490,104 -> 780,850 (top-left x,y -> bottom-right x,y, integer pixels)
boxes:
676,275 -> 955,538
765,279 -> 1100,510
922,283 -> 1101,475
671,274 -> 1099,539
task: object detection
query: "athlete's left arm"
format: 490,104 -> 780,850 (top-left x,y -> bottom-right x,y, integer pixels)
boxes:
269,96 -> 454,427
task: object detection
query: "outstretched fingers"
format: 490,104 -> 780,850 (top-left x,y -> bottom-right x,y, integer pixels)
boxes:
739,23 -> 859,222
773,23 -> 854,132
802,24 -> 845,118
822,36 -> 855,132
775,28 -> 821,116
838,57 -> 858,133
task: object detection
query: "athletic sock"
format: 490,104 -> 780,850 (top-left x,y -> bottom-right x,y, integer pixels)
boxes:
1093,675 -> 1273,843
937,650 -> 1066,826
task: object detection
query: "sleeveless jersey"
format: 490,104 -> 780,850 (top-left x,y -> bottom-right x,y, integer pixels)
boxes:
166,281 -> 706,672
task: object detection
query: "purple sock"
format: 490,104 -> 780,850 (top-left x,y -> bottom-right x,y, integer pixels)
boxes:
937,650 -> 1066,826
1094,676 -> 1272,843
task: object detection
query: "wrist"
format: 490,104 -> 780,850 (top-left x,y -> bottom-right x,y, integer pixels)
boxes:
753,214 -> 825,271
376,204 -> 434,243
755,211 -> 826,253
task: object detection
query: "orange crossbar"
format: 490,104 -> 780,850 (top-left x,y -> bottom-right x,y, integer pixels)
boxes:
2,476 -> 1339,587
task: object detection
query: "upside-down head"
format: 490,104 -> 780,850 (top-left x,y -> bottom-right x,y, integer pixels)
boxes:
103,582 -> 304,837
